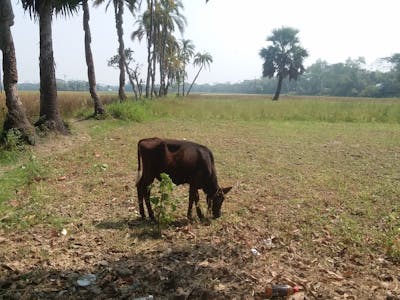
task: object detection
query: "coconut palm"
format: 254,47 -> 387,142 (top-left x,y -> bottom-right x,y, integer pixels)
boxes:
157,0 -> 186,96
22,0 -> 81,134
82,0 -> 106,116
94,0 -> 138,101
259,27 -> 308,100
132,0 -> 186,97
179,39 -> 195,96
0,0 -> 35,144
186,51 -> 212,96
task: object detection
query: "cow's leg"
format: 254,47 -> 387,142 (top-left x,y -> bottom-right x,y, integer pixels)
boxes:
137,175 -> 155,220
144,186 -> 155,220
188,185 -> 198,220
136,182 -> 146,219
188,186 -> 203,220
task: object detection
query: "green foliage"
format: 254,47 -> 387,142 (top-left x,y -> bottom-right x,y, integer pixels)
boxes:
260,27 -> 308,80
107,101 -> 148,122
149,173 -> 179,236
2,128 -> 26,151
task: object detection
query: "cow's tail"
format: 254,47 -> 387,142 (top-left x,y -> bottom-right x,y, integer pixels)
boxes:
136,143 -> 143,186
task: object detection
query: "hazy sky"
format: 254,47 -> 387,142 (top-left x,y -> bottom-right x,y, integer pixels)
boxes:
9,0 -> 400,85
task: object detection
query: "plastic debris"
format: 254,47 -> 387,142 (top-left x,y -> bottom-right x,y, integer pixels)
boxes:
77,274 -> 97,287
133,296 -> 154,300
251,248 -> 261,256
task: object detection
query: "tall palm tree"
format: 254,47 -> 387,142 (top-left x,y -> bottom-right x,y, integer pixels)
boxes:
0,0 -> 35,144
132,0 -> 186,97
82,0 -> 105,116
157,0 -> 186,96
22,0 -> 80,134
186,51 -> 212,96
131,0 -> 153,98
94,0 -> 138,101
259,27 -> 308,100
179,39 -> 194,96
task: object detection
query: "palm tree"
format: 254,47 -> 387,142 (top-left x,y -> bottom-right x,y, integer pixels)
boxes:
259,27 -> 308,100
82,0 -> 106,116
131,0 -> 153,98
132,0 -> 186,97
179,39 -> 195,96
186,51 -> 212,96
94,0 -> 138,102
157,0 -> 186,96
0,0 -> 35,144
22,0 -> 80,134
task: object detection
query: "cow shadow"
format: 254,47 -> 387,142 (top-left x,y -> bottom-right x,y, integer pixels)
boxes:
94,217 -> 199,240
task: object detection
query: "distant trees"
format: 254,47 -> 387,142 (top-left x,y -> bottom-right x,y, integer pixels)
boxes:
384,53 -> 400,82
184,56 -> 400,98
259,27 -> 308,100
108,48 -> 142,99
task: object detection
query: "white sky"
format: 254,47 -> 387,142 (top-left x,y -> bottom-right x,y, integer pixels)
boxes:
9,0 -> 400,85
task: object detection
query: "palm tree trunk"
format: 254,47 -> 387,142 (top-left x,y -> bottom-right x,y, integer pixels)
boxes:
151,25 -> 157,98
82,0 -> 105,116
273,74 -> 283,100
0,2 -> 35,144
186,65 -> 203,96
36,4 -> 68,134
182,64 -> 186,96
158,29 -> 167,96
115,0 -> 126,102
124,61 -> 138,100
145,0 -> 153,98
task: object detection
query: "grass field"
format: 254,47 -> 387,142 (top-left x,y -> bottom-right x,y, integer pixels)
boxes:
1,94 -> 400,298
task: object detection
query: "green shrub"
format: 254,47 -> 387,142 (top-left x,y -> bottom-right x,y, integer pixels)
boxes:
107,101 -> 148,122
149,173 -> 180,236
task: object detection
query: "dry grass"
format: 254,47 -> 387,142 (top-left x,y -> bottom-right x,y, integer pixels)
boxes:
1,102 -> 400,299
0,91 -> 118,124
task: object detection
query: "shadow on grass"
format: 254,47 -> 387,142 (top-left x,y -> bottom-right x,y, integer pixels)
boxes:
94,217 -> 196,240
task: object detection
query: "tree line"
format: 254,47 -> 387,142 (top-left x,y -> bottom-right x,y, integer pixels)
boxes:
16,56 -> 400,99
190,57 -> 400,98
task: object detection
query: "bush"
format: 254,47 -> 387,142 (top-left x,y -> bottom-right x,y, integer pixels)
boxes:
149,173 -> 180,236
107,101 -> 148,122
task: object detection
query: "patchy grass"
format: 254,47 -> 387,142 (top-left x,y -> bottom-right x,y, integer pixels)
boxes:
1,96 -> 400,299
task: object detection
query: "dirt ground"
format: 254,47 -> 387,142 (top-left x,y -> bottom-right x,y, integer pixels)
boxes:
1,119 -> 399,299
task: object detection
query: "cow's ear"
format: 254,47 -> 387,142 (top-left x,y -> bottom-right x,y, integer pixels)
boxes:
222,186 -> 232,195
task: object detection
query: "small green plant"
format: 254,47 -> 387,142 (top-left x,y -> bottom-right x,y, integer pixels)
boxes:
3,128 -> 25,152
149,173 -> 179,236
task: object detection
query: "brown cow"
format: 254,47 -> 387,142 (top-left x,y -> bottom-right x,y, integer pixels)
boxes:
136,137 -> 232,220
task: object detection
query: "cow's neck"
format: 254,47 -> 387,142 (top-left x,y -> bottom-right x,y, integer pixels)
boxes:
203,173 -> 219,196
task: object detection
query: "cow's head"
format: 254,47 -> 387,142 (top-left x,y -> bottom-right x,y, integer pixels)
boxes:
207,186 -> 232,218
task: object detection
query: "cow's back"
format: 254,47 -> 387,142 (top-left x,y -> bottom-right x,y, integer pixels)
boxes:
163,139 -> 216,187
